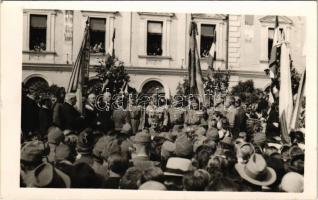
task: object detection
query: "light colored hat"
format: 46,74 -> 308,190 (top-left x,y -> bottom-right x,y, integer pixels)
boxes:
235,153 -> 277,186
164,157 -> 192,177
280,172 -> 304,192
139,181 -> 167,190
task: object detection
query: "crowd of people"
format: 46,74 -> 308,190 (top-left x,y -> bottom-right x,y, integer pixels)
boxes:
20,83 -> 305,192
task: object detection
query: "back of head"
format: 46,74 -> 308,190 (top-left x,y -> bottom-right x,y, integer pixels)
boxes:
119,167 -> 143,189
182,169 -> 210,191
107,153 -> 129,176
206,176 -> 240,191
139,181 -> 167,190
280,172 -> 304,192
72,163 -> 102,188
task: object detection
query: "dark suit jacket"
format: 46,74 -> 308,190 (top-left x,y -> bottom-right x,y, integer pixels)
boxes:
38,107 -> 53,135
59,102 -> 82,131
21,96 -> 39,134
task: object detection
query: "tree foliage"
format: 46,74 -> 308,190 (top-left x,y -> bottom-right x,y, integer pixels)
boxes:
231,80 -> 262,105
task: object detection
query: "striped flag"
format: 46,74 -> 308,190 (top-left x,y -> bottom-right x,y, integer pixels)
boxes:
188,21 -> 205,103
207,30 -> 216,80
279,41 -> 293,143
290,69 -> 306,130
67,18 -> 91,113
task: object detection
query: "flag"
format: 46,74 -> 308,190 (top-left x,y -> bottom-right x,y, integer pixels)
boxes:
188,21 -> 205,103
207,31 -> 216,80
268,16 -> 281,80
67,18 -> 90,113
290,69 -> 306,130
279,41 -> 293,143
108,28 -> 116,57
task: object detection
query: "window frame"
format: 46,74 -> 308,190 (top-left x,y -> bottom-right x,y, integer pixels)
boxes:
137,12 -> 175,58
81,11 -> 117,56
146,20 -> 164,56
29,14 -> 48,51
89,17 -> 107,54
199,23 -> 216,58
259,16 -> 292,63
191,14 -> 227,63
23,9 -> 57,52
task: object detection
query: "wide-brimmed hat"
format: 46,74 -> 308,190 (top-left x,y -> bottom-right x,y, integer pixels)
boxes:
235,153 -> 277,186
164,157 -> 192,177
32,163 -> 71,188
21,140 -> 46,163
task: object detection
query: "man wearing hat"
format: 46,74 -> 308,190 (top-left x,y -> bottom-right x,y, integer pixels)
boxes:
235,153 -> 277,191
30,162 -> 71,188
129,131 -> 159,171
163,157 -> 193,191
20,140 -> 47,187
59,93 -> 84,132
47,126 -> 65,163
74,128 -> 95,167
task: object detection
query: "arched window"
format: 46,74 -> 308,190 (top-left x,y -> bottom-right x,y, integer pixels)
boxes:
141,80 -> 165,96
24,76 -> 49,89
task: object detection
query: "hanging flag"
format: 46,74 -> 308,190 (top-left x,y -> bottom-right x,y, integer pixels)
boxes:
207,30 -> 216,80
279,41 -> 293,143
268,16 -> 281,80
67,18 -> 91,113
108,28 -> 116,57
290,69 -> 306,130
188,21 -> 205,103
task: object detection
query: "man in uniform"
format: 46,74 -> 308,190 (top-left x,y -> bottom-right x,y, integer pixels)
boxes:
145,94 -> 168,132
128,96 -> 142,135
167,95 -> 186,130
185,97 -> 206,132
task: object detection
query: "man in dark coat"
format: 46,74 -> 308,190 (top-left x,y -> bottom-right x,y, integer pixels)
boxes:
59,93 -> 84,132
84,93 -> 99,129
266,102 -> 280,139
21,85 -> 40,139
38,96 -> 53,138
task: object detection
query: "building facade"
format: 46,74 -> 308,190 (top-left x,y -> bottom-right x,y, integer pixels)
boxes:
22,9 -> 306,98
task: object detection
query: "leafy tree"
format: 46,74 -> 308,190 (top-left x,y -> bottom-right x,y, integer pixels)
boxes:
231,80 -> 262,105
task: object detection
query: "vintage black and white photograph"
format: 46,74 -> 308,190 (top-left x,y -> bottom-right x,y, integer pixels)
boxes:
2,1 -> 317,198
17,8 -> 309,192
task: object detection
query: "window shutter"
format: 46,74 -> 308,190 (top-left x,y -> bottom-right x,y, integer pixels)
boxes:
201,24 -> 215,37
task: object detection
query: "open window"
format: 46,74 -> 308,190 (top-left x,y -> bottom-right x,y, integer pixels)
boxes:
147,21 -> 163,56
90,18 -> 106,53
268,27 -> 283,60
200,24 -> 216,57
29,14 -> 47,51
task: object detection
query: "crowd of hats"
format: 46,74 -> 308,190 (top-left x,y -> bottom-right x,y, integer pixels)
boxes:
20,122 -> 305,192
20,85 -> 305,191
